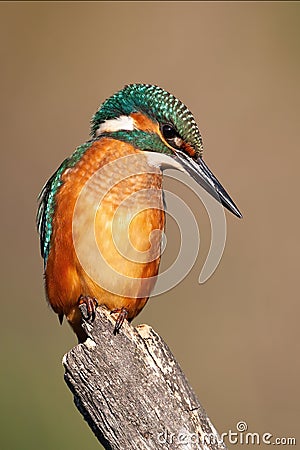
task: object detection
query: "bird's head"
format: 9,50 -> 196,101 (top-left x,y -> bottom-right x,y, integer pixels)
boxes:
91,84 -> 242,218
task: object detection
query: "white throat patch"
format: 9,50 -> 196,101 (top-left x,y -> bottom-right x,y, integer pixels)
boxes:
96,115 -> 135,136
144,151 -> 185,173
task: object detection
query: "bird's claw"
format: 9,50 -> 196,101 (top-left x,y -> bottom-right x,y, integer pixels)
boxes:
110,307 -> 129,335
78,295 -> 98,321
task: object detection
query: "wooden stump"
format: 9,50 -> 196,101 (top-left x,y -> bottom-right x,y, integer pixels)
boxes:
63,306 -> 227,450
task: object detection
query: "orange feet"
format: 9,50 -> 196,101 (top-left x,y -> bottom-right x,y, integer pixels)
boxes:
110,307 -> 129,335
78,295 -> 98,322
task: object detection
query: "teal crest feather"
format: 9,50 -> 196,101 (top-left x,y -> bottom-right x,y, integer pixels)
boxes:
91,84 -> 203,156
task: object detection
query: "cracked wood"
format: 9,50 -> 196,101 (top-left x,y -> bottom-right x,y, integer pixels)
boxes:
63,306 -> 227,450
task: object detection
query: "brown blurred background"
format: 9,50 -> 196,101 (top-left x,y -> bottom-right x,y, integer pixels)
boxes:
1,2 -> 299,449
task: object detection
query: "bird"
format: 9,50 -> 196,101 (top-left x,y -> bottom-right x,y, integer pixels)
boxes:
37,84 -> 242,342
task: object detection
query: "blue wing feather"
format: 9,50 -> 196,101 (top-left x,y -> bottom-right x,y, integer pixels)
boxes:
36,141 -> 93,265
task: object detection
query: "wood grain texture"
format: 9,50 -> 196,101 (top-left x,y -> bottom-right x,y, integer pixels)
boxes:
63,306 -> 227,450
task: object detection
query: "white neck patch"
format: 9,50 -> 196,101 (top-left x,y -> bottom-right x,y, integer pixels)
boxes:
96,115 -> 134,136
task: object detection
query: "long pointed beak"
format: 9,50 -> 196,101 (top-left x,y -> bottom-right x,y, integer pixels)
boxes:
173,149 -> 242,218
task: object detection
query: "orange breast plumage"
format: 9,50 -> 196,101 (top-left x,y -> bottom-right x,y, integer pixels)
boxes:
44,138 -> 164,340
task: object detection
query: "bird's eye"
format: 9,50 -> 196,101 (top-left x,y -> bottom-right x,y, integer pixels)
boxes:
161,124 -> 183,149
162,124 -> 177,139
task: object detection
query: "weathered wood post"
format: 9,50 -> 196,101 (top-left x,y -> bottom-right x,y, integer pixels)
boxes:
63,306 -> 227,450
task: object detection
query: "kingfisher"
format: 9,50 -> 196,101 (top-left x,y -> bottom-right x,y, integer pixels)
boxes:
37,84 -> 242,342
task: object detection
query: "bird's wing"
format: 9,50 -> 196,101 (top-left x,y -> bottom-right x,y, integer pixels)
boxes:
37,168 -> 64,264
36,141 -> 94,265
